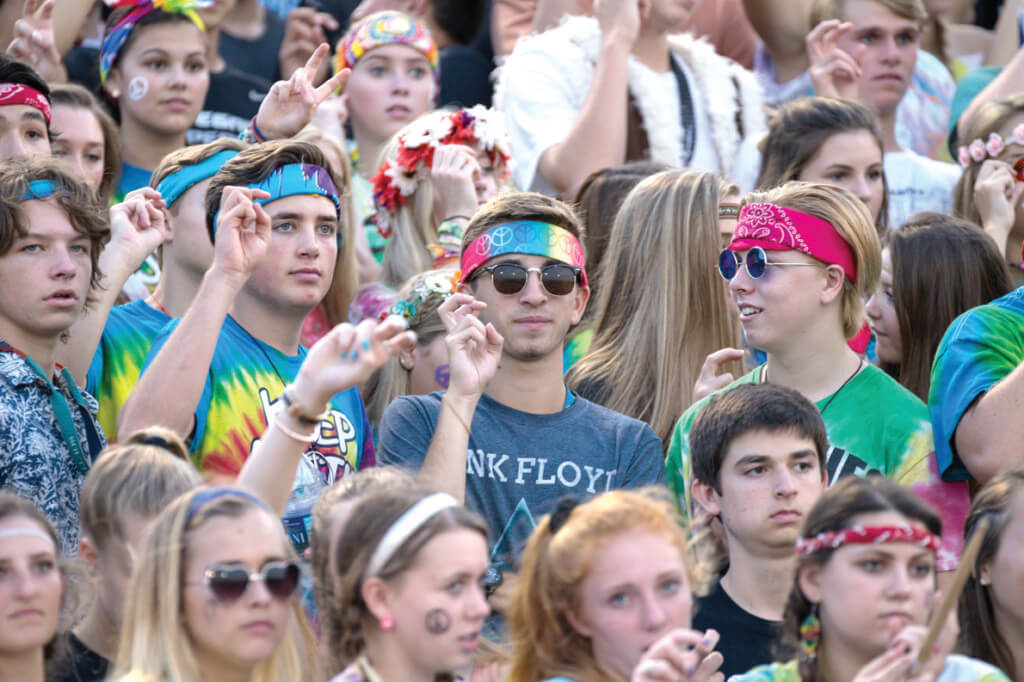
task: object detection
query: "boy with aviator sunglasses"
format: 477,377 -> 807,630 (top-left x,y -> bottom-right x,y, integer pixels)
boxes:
379,191 -> 664,585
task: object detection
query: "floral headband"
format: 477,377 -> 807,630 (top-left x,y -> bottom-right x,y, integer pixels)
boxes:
371,106 -> 513,239
957,123 -> 1024,168
100,0 -> 207,83
796,524 -> 940,557
379,269 -> 459,323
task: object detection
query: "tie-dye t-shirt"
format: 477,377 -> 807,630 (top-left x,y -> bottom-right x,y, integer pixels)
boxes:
666,364 -> 968,572
731,655 -> 1009,682
140,315 -> 375,480
86,299 -> 170,443
929,287 -> 1024,481
114,164 -> 162,301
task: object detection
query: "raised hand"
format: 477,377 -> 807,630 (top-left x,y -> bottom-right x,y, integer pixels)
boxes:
973,159 -> 1024,255
431,145 -> 481,223
592,0 -> 647,48
632,629 -> 724,682
102,187 -> 172,280
278,7 -> 338,81
438,292 -> 503,399
212,186 -> 272,283
6,0 -> 64,82
255,43 -> 350,141
693,347 -> 745,402
806,20 -> 864,100
291,316 -> 416,409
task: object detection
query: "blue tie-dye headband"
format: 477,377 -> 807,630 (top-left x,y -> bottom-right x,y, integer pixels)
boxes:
156,149 -> 239,208
213,163 -> 342,236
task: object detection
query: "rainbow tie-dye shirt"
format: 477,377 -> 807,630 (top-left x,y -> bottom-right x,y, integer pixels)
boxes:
930,287 -> 1024,481
141,315 -> 374,480
666,364 -> 968,572
86,299 -> 171,443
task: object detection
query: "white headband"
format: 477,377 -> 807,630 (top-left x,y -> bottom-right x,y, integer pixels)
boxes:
0,527 -> 55,546
367,493 -> 458,577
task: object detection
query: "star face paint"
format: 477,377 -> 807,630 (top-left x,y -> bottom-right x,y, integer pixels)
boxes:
127,76 -> 149,101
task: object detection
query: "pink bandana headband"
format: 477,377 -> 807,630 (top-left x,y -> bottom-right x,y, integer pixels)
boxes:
957,124 -> 1024,168
728,202 -> 858,283
371,106 -> 512,239
460,221 -> 587,286
796,524 -> 941,557
0,83 -> 51,124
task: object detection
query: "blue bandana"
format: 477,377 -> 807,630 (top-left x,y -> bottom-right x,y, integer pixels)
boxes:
185,486 -> 270,525
213,162 -> 342,236
156,149 -> 239,208
21,180 -> 59,201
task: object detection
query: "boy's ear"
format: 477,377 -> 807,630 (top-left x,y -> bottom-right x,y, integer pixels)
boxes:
691,478 -> 721,517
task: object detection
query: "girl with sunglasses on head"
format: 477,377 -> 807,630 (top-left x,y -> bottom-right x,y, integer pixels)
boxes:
953,93 -> 1024,283
0,492 -> 75,682
506,489 -> 723,682
567,170 -> 743,447
666,182 -> 969,579
957,468 -> 1024,682
109,486 -> 319,682
732,475 -> 1007,682
865,213 -> 1013,403
329,486 -> 491,681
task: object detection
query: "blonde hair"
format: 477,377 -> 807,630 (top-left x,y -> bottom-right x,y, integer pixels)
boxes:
568,171 -> 742,440
295,126 -> 360,327
506,489 -> 692,682
362,269 -> 454,426
811,0 -> 927,25
110,489 -> 320,682
741,182 -> 881,339
79,426 -> 201,549
953,94 -> 1024,230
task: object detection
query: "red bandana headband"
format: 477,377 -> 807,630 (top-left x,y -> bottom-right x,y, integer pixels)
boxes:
0,83 -> 51,125
728,202 -> 857,283
796,524 -> 941,557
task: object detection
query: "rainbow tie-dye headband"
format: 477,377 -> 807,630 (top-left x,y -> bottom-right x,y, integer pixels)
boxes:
333,11 -> 439,89
100,0 -> 207,84
460,221 -> 588,286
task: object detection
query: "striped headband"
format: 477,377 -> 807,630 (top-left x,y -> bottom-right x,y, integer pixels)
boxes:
99,0 -> 207,84
460,221 -> 588,285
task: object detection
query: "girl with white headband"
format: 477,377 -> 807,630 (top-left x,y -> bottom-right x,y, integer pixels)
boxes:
329,487 -> 491,681
732,476 -> 1006,682
0,492 -> 72,682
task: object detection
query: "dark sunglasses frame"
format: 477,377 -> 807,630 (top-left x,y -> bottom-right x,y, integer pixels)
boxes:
718,246 -> 819,280
471,262 -> 583,296
195,560 -> 301,603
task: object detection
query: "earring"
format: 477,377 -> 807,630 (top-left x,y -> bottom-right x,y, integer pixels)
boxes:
380,615 -> 395,631
980,577 -> 991,586
399,358 -> 413,371
799,605 -> 821,661
108,88 -> 119,98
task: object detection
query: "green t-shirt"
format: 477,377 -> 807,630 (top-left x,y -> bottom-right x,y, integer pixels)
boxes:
666,364 -> 968,572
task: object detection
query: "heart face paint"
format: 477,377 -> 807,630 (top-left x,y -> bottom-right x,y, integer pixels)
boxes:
128,76 -> 149,101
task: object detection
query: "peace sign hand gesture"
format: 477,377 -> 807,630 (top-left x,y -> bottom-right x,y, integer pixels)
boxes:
254,43 -> 351,141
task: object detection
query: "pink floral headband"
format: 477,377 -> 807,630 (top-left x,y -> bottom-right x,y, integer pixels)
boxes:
371,106 -> 513,239
957,123 -> 1024,168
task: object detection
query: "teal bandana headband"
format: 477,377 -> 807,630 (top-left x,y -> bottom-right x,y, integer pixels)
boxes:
213,163 -> 342,236
156,149 -> 240,208
21,180 -> 59,201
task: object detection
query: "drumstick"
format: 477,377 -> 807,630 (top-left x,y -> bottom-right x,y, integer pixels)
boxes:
917,518 -> 990,664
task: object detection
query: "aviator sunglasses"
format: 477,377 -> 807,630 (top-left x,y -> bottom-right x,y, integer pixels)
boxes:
192,560 -> 301,603
472,262 -> 582,296
718,246 -> 819,280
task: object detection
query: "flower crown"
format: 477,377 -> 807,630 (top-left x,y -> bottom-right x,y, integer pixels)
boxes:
371,106 -> 513,239
379,270 -> 459,323
958,123 -> 1024,168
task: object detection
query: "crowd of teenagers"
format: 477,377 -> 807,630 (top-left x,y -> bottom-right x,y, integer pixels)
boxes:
5,0 -> 1024,679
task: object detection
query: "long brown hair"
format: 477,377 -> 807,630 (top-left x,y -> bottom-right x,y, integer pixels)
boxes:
49,83 -> 122,205
957,468 -> 1024,677
567,170 -> 742,442
782,477 -> 941,682
756,97 -> 889,234
887,213 -> 1013,401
